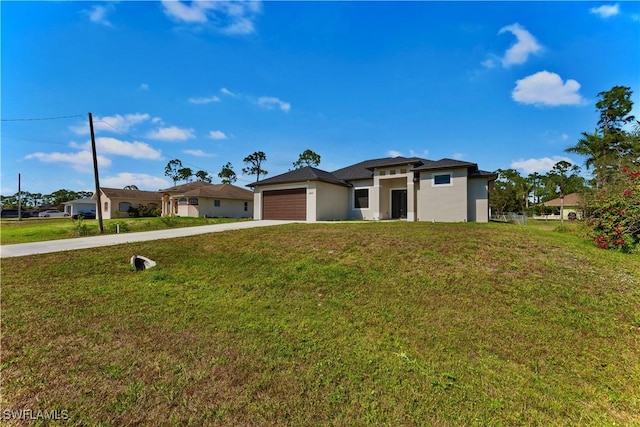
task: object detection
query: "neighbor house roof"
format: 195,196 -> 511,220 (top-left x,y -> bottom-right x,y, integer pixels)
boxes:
162,181 -> 253,200
542,193 -> 582,207
180,183 -> 254,200
247,166 -> 349,188
98,188 -> 161,200
63,197 -> 95,205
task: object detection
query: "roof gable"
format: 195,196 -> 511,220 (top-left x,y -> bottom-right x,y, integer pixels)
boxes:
412,158 -> 477,171
249,166 -> 349,187
332,157 -> 425,181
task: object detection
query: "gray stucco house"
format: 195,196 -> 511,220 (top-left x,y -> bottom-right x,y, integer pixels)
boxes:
249,156 -> 497,222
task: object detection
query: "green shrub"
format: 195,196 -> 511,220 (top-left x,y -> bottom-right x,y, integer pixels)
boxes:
587,167 -> 640,252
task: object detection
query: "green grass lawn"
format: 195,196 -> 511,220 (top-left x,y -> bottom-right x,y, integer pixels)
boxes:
0,216 -> 249,245
2,222 -> 639,425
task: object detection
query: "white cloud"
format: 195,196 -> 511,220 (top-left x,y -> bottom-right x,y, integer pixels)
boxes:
189,95 -> 221,104
208,130 -> 227,140
220,87 -> 237,97
184,149 -> 215,158
146,126 -> 195,141
161,0 -> 261,34
590,4 -> 620,18
70,113 -> 151,135
452,153 -> 464,160
498,23 -> 543,67
71,137 -> 162,160
25,151 -> 111,172
481,58 -> 497,69
83,4 -> 114,26
257,96 -> 291,112
139,83 -> 149,91
512,71 -> 585,106
409,149 -> 429,158
101,173 -> 170,190
387,150 -> 403,158
511,156 -> 573,174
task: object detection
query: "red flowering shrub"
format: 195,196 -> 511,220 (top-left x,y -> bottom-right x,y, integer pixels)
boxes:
587,168 -> 640,252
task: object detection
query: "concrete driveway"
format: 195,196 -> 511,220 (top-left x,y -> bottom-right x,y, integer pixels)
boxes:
0,220 -> 298,258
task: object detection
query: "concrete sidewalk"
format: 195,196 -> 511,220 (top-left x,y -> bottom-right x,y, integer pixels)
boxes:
0,220 -> 297,258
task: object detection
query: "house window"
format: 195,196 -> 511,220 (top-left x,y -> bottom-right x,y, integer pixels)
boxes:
104,201 -> 109,212
244,202 -> 248,211
147,203 -> 158,209
354,189 -> 369,209
188,198 -> 198,205
390,169 -> 396,175
400,168 -> 407,174
379,170 -> 386,176
433,174 -> 452,185
178,198 -> 188,205
119,202 -> 132,212
214,200 -> 221,207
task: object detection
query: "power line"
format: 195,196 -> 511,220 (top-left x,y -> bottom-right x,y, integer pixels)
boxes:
1,114 -> 84,122
96,118 -> 245,181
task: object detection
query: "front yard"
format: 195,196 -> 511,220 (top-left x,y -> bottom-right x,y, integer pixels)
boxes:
1,222 -> 638,425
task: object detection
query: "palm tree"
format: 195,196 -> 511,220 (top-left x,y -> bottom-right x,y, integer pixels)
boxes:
565,130 -> 611,189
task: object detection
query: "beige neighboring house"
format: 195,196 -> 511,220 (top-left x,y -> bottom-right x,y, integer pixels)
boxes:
249,156 -> 497,222
537,193 -> 583,220
160,182 -> 253,218
95,188 -> 162,219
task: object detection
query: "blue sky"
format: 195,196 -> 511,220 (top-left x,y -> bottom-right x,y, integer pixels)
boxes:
2,1 -> 639,195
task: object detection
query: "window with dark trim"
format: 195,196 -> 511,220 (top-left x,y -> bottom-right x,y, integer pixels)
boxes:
214,200 -> 221,207
244,202 -> 248,211
178,198 -> 188,205
188,198 -> 198,205
354,189 -> 369,209
434,174 -> 451,185
119,202 -> 132,211
104,202 -> 109,212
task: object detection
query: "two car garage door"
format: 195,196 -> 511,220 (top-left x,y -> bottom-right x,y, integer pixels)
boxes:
262,188 -> 307,220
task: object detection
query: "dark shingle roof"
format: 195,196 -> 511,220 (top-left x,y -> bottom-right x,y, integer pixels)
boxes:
411,158 -> 477,171
332,157 -> 425,181
248,166 -> 349,187
469,169 -> 499,180
251,157 -> 496,188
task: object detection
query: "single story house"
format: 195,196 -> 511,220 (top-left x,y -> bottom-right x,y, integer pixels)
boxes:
160,182 -> 253,218
63,198 -> 96,217
95,188 -> 161,219
536,193 -> 583,220
249,156 -> 498,222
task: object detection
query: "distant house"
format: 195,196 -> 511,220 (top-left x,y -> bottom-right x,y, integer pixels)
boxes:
537,193 -> 583,220
159,182 -> 253,218
63,198 -> 96,217
95,188 -> 161,219
249,156 -> 497,222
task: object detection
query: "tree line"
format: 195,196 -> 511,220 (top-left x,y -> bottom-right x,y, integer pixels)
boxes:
490,85 -> 639,219
163,149 -> 321,186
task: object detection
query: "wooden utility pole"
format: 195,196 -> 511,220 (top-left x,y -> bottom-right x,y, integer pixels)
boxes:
89,112 -> 104,234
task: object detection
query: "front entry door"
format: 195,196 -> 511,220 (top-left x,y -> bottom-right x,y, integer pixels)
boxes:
391,189 -> 407,219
